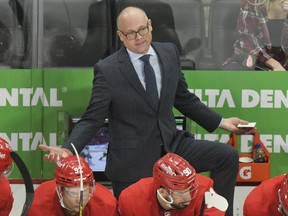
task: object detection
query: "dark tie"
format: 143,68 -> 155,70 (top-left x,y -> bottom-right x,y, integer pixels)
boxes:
140,55 -> 159,109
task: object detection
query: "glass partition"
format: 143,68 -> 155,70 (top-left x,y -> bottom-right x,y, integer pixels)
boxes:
1,0 -> 286,69
0,0 -> 33,68
42,0 -> 112,68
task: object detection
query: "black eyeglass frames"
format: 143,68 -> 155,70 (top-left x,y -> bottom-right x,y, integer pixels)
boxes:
119,21 -> 150,40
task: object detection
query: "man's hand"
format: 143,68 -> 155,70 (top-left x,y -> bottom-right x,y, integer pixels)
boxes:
219,117 -> 256,134
39,144 -> 71,163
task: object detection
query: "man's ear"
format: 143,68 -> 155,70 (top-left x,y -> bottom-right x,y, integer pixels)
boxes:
148,19 -> 153,32
117,31 -> 124,42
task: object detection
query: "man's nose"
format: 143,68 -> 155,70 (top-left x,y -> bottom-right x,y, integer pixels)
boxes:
135,32 -> 143,39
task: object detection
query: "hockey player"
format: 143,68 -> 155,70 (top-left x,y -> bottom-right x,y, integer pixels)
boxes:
244,174 -> 288,216
118,153 -> 227,216
0,137 -> 14,216
27,155 -> 119,216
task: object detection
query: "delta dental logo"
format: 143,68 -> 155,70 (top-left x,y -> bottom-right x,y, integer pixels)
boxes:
0,87 -> 63,107
0,132 -> 57,151
189,88 -> 288,108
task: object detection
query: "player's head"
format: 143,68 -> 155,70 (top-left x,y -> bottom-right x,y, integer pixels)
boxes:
0,137 -> 13,177
153,153 -> 198,210
278,174 -> 288,215
55,156 -> 95,214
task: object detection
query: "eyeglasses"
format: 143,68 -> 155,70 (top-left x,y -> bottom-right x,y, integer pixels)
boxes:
119,21 -> 150,40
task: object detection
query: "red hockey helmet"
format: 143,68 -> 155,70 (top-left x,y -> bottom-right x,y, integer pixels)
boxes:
279,174 -> 288,215
55,156 -> 94,187
153,153 -> 198,192
0,137 -> 13,173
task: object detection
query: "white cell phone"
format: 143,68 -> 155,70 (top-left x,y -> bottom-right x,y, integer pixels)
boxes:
237,122 -> 256,128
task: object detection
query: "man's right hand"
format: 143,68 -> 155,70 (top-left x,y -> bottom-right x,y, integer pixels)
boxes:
39,144 -> 71,163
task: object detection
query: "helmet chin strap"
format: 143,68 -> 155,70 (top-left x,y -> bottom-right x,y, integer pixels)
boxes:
278,189 -> 288,216
157,189 -> 175,209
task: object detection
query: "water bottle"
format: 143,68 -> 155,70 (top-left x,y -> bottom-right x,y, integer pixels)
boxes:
253,143 -> 267,163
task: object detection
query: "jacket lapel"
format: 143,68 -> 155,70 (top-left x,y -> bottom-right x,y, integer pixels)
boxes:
117,47 -> 158,111
152,43 -> 170,111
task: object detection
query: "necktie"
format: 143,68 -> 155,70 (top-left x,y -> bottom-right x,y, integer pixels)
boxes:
140,55 -> 159,109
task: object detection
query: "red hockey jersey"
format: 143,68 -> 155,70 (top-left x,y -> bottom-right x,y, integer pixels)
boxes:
118,174 -> 225,216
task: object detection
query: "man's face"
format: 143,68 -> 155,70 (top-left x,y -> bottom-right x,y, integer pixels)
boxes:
169,187 -> 192,209
117,12 -> 153,54
62,185 -> 91,215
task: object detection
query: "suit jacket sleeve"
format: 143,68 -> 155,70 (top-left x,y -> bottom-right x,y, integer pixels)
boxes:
63,62 -> 111,153
169,43 -> 222,132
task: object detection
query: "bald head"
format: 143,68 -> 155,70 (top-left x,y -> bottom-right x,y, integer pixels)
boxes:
116,6 -> 152,54
117,7 -> 148,30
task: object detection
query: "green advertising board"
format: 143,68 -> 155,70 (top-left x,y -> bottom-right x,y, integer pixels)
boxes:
1,69 -> 287,180
183,70 -> 288,178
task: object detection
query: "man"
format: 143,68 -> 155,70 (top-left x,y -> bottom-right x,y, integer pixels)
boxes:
243,174 -> 288,216
27,156 -> 119,216
119,153 -> 226,216
40,6 -> 253,215
0,137 -> 14,216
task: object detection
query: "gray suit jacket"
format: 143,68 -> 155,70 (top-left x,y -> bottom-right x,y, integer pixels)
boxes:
63,42 -> 222,182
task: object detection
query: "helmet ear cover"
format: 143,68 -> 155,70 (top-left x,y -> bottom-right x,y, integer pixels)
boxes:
54,156 -> 94,187
0,137 -> 13,174
153,153 -> 198,198
279,174 -> 288,215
